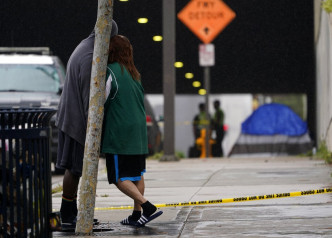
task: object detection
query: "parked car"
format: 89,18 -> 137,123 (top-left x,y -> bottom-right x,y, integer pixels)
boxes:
0,47 -> 162,169
144,97 -> 162,155
0,47 -> 65,172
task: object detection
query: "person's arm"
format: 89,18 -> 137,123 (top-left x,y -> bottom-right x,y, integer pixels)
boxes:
80,59 -> 93,122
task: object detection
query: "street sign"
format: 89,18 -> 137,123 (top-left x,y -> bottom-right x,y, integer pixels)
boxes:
177,0 -> 236,44
199,44 -> 215,66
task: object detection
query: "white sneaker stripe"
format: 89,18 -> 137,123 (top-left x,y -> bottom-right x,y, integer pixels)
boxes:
137,215 -> 148,225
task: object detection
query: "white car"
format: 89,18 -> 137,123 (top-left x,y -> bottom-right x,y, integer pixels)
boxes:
0,47 -> 65,172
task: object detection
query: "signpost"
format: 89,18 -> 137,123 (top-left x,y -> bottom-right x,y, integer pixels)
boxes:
199,44 -> 214,157
177,0 -> 236,44
178,0 -> 235,158
199,44 -> 215,67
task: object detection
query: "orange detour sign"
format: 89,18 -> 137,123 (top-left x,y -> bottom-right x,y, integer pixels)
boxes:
178,0 -> 236,44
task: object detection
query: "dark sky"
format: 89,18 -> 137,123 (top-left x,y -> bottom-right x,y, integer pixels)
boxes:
0,0 -> 314,94
0,0 -> 315,135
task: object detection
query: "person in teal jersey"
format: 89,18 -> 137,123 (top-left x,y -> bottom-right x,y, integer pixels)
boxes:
101,35 -> 162,227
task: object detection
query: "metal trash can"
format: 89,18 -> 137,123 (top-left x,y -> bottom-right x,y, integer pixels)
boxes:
0,108 -> 56,237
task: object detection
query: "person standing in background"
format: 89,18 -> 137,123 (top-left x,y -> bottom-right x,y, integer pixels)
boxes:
212,100 -> 225,157
189,103 -> 211,158
192,103 -> 210,140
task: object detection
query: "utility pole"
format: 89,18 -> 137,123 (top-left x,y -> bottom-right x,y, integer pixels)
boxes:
160,0 -> 178,161
75,0 -> 113,234
204,66 -> 211,158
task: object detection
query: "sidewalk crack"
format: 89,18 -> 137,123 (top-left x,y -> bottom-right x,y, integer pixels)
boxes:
189,168 -> 223,201
177,206 -> 194,238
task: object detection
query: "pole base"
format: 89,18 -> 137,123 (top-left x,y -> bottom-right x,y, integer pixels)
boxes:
159,154 -> 180,162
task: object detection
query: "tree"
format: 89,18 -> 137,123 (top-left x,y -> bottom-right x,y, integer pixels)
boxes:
75,0 -> 113,234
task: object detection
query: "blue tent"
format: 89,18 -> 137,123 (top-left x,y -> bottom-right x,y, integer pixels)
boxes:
242,103 -> 308,136
229,103 -> 313,157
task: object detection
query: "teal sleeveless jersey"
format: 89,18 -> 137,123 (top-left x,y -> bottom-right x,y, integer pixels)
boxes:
101,62 -> 148,155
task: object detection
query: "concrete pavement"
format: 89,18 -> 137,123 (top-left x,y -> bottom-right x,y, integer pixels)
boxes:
51,156 -> 332,237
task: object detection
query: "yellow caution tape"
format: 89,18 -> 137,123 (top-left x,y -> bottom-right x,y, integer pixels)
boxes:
94,188 -> 332,211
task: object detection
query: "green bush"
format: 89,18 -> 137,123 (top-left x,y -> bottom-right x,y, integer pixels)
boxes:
316,141 -> 332,164
147,151 -> 185,160
322,0 -> 332,13
176,151 -> 185,159
52,184 -> 63,194
147,151 -> 164,160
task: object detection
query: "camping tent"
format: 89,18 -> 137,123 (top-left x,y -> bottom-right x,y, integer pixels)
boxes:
229,103 -> 313,157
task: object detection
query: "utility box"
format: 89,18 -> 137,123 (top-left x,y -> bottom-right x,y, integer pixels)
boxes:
0,108 -> 56,237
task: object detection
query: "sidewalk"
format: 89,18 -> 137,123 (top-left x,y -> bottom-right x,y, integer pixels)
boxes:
52,156 -> 332,237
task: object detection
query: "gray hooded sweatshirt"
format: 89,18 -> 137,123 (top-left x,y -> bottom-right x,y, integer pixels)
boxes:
56,20 -> 118,146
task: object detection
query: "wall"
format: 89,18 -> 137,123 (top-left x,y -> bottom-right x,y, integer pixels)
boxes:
146,94 -> 252,157
315,1 -> 332,150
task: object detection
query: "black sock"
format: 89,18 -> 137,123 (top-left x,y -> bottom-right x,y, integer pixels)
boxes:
141,201 -> 157,217
72,195 -> 78,217
130,210 -> 141,221
60,195 -> 76,223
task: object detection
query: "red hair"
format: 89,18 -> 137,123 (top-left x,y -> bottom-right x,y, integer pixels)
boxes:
108,35 -> 140,81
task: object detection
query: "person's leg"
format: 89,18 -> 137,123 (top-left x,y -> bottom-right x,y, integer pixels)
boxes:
133,176 -> 145,210
57,131 -> 85,225
72,193 -> 78,217
219,129 -> 224,157
118,178 -> 145,225
116,179 -> 147,205
62,169 -> 79,197
116,178 -> 157,217
116,155 -> 161,226
215,128 -> 223,157
135,178 -> 162,227
60,169 -> 80,223
120,177 -> 145,225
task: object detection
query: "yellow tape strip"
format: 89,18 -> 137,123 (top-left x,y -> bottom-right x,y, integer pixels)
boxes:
94,188 -> 332,211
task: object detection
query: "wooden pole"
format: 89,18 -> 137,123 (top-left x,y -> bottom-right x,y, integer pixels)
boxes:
75,0 -> 113,234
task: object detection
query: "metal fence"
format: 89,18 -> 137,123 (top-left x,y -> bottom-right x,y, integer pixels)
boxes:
0,108 -> 56,237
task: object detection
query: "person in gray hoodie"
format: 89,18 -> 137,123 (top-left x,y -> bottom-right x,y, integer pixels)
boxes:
55,20 -> 118,226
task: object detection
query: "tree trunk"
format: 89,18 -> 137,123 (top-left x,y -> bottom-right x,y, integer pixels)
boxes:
75,0 -> 113,234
